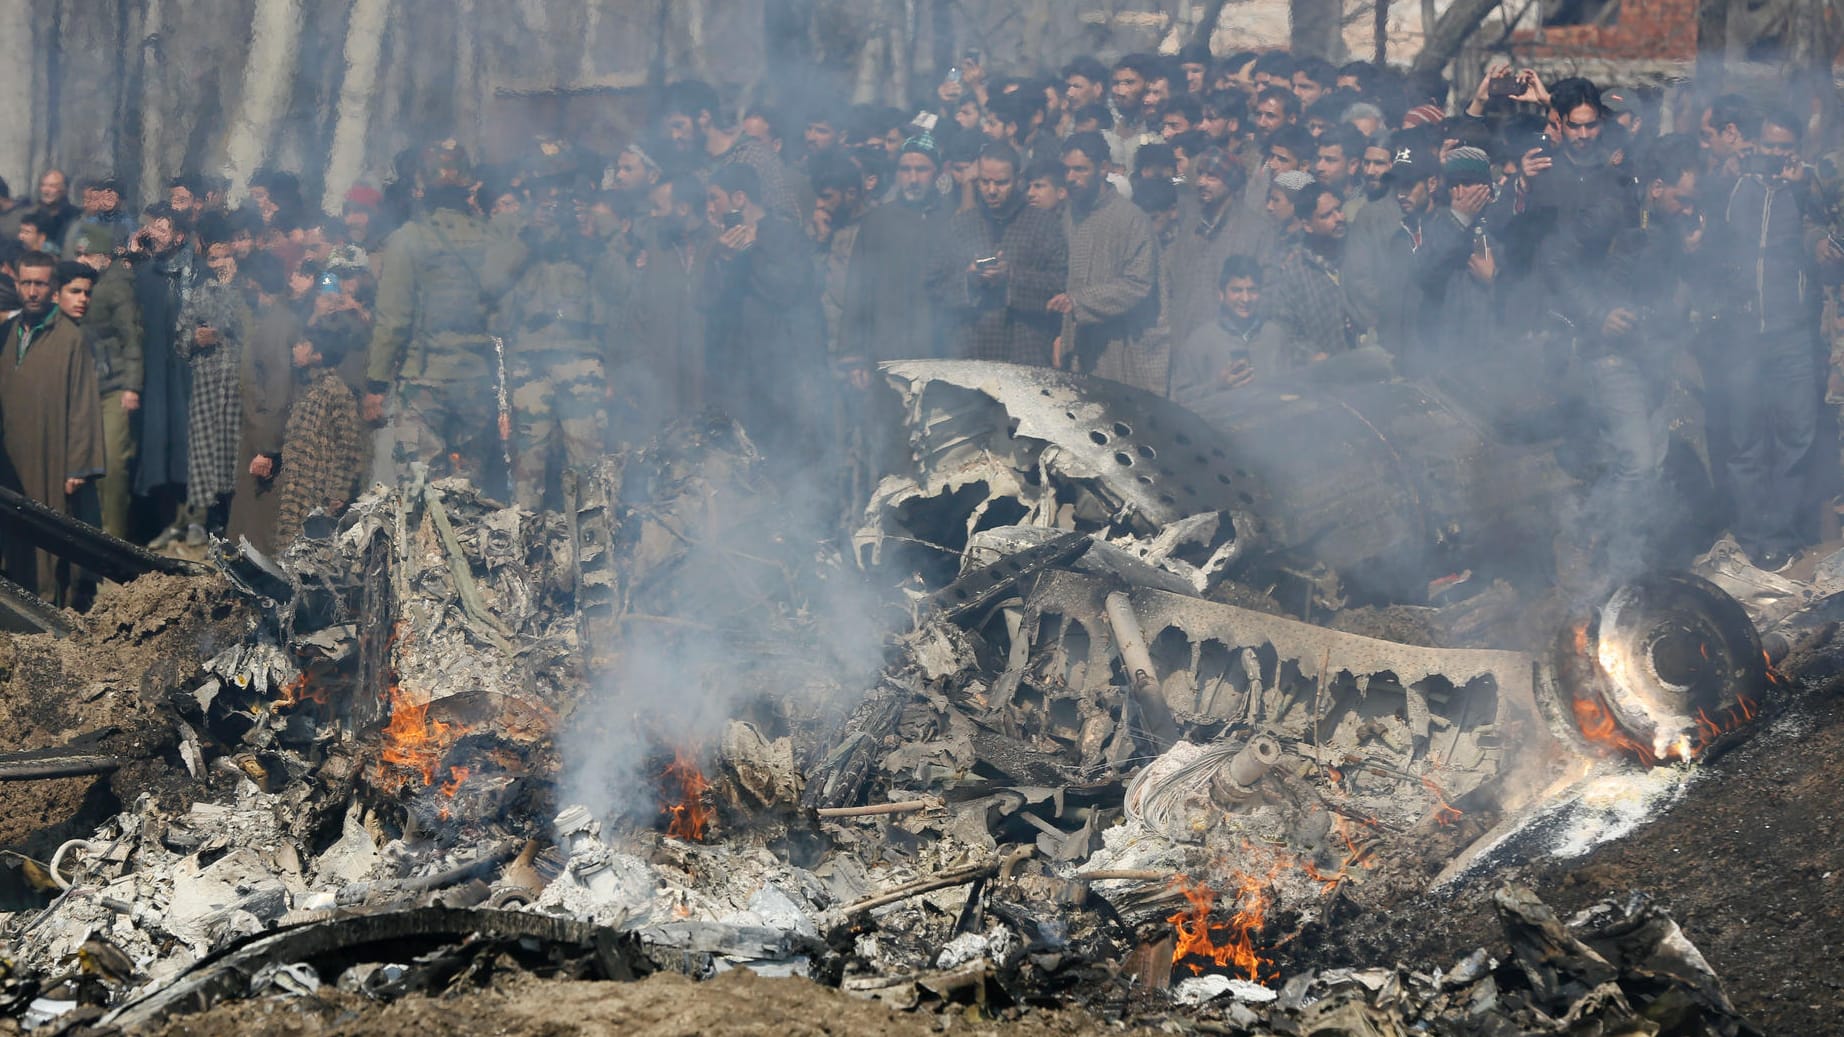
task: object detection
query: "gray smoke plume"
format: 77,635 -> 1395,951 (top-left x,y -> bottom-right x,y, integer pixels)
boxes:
556,416 -> 895,828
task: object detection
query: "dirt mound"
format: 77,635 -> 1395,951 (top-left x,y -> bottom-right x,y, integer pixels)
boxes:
0,573 -> 247,878
142,968 -> 1127,1037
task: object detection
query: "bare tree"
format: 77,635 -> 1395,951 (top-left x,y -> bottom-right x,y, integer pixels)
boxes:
1292,0 -> 1345,58
1412,0 -> 1501,73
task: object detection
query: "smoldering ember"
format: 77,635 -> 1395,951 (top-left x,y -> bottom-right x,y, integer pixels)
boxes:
6,1 -> 1844,1035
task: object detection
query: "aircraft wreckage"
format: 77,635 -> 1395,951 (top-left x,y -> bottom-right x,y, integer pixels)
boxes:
0,360 -> 1809,1033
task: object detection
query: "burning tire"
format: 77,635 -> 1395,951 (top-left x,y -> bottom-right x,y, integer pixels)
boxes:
1557,573 -> 1768,766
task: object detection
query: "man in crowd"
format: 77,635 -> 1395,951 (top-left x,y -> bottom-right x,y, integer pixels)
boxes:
840,135 -> 950,376
1173,254 -> 1288,404
502,152 -> 609,510
1264,184 -> 1357,363
932,143 -> 1067,365
1313,126 -> 1366,217
1165,147 -> 1253,351
618,175 -> 710,436
72,227 -> 142,540
30,171 -> 77,246
64,175 -> 136,255
0,254 -> 103,602
133,204 -> 199,544
1712,106 -> 1825,571
363,141 -> 524,483
1054,132 -> 1162,392
702,164 -> 825,471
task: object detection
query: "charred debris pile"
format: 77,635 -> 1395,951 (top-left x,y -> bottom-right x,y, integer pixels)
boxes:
0,363 -> 1818,1035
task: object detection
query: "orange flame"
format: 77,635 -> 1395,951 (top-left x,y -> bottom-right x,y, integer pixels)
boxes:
275,672 -> 329,708
375,683 -> 464,790
661,748 -> 712,841
1332,813 -> 1377,869
1168,873 -> 1272,981
439,765 -> 471,798
1672,693 -> 1762,761
1569,693 -> 1658,767
1420,776 -> 1463,826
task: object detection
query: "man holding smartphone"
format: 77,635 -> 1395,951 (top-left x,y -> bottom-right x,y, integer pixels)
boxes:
1708,108 -> 1825,572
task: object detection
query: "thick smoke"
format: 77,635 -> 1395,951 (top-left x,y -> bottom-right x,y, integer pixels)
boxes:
555,428 -> 898,828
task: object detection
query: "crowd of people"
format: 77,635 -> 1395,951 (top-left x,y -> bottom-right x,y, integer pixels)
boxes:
0,43 -> 1840,606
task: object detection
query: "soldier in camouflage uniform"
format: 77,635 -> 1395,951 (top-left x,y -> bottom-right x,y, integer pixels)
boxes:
362,140 -> 525,484
501,141 -> 610,509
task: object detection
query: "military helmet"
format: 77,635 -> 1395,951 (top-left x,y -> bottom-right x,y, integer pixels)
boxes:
419,139 -> 474,188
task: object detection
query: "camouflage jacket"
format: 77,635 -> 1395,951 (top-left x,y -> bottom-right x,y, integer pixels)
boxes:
86,260 -> 143,395
365,206 -> 526,389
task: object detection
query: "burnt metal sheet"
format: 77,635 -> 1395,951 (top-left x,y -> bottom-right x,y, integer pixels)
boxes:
0,570 -> 73,636
0,483 -> 207,584
877,360 -> 1272,536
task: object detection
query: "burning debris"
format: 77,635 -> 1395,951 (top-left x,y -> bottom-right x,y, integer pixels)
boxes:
0,373 -> 1819,1032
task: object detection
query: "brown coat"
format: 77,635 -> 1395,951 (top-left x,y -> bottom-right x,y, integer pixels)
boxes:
225,302 -> 300,555
0,308 -> 104,602
1062,188 -> 1164,394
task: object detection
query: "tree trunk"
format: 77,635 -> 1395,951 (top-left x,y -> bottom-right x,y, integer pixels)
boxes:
321,0 -> 390,213
222,0 -> 303,200
1695,0 -> 1727,82
0,0 -> 38,192
135,0 -> 165,209
1187,0 -> 1229,52
1410,0 -> 1499,74
1290,0 -> 1344,59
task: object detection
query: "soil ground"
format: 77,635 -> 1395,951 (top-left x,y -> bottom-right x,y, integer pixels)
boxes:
139,968 -> 1133,1037
1310,652 -> 1844,1037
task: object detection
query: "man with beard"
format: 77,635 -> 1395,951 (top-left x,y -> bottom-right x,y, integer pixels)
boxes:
1139,61 -> 1177,130
133,204 -> 201,546
1313,126 -> 1365,218
840,135 -> 951,374
1346,135 -> 1447,367
932,143 -> 1068,365
1166,148 -> 1256,351
1265,185 -> 1359,363
1518,78 -> 1637,249
0,255 -> 103,602
1354,135 -> 1395,214
1052,132 -> 1162,392
700,164 -> 826,478
617,175 -> 711,436
609,144 -> 661,209
658,80 -> 800,219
